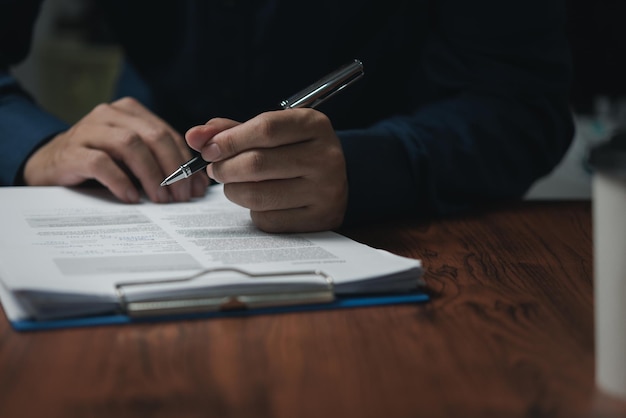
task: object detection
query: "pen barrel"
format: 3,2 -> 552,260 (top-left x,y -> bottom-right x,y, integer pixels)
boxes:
280,59 -> 364,109
183,155 -> 211,176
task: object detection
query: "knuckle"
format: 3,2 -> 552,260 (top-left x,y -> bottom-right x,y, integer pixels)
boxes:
64,124 -> 80,138
247,150 -> 266,174
115,96 -> 140,107
253,113 -> 276,138
87,150 -> 112,172
144,126 -> 169,143
218,131 -> 239,156
309,110 -> 330,126
325,144 -> 345,168
91,103 -> 111,117
117,130 -> 142,148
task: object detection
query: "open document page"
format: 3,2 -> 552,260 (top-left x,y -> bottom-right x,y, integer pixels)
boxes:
0,185 -> 423,322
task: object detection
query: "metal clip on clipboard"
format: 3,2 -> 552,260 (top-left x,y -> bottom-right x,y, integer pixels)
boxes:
115,268 -> 334,318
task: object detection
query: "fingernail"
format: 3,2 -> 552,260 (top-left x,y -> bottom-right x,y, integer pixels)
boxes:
206,164 -> 215,180
203,143 -> 221,161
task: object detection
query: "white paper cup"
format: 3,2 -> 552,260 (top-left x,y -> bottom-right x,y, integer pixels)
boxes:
590,132 -> 626,398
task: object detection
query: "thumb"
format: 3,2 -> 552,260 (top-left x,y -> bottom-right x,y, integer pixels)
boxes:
185,117 -> 240,153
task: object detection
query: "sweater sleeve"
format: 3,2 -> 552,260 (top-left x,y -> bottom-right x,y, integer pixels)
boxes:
0,0 -> 69,185
339,0 -> 574,224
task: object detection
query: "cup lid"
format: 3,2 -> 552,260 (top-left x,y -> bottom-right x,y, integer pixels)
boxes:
588,131 -> 626,176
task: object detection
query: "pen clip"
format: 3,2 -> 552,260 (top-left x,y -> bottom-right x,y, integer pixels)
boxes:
115,267 -> 335,318
279,59 -> 364,110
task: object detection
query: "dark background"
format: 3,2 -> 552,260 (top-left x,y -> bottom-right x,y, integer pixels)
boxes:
27,0 -> 626,117
567,0 -> 626,114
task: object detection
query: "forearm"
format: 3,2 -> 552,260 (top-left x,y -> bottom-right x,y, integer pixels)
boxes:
339,93 -> 574,224
339,0 -> 574,224
0,0 -> 70,185
0,73 -> 69,185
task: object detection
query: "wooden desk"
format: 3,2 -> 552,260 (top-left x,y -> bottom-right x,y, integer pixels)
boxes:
2,201 -> 626,418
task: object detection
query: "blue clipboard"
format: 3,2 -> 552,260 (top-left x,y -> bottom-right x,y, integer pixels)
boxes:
10,292 -> 429,332
7,267 -> 429,332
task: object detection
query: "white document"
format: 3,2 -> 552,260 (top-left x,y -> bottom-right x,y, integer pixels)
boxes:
0,185 -> 422,321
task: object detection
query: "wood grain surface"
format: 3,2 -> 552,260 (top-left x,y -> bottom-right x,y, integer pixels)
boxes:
1,200 -> 626,418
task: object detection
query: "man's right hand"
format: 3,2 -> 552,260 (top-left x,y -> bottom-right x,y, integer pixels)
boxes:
23,97 -> 209,203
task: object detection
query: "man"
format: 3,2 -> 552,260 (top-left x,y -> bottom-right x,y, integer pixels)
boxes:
0,0 -> 574,232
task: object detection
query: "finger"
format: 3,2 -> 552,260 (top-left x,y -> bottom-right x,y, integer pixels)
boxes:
185,118 -> 241,156
111,97 -> 185,151
250,206 -> 345,233
82,124 -> 172,203
223,178 -> 314,211
24,134 -> 141,204
207,128 -> 344,184
223,178 -> 347,233
200,109 -> 328,162
111,97 -> 187,155
225,180 -> 331,232
109,98 -> 194,201
208,142 -> 312,183
70,146 -> 142,204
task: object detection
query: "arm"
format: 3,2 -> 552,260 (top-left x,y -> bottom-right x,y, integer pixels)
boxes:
341,0 -> 574,223
0,0 -> 68,185
0,1 -> 209,200
0,72 -> 69,186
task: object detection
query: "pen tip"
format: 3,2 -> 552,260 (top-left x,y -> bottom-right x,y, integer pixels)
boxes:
161,169 -> 186,186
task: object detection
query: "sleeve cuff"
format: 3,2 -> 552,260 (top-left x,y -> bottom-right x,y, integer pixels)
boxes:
338,128 -> 423,225
0,93 -> 69,185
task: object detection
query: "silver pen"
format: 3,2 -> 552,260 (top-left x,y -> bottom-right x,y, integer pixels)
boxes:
161,59 -> 364,186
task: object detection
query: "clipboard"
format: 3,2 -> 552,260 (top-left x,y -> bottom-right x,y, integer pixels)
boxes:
0,185 -> 428,332
5,267 -> 429,332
